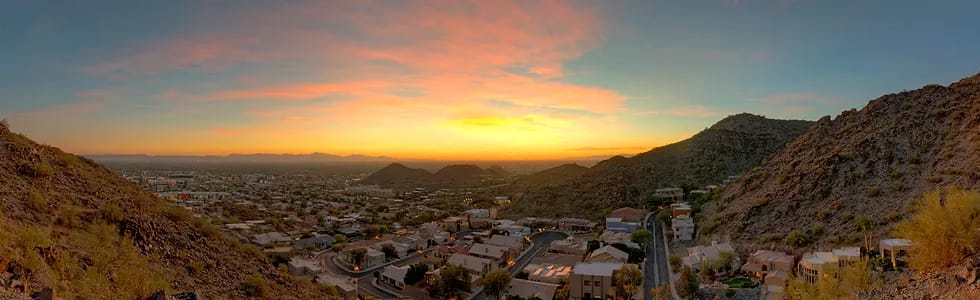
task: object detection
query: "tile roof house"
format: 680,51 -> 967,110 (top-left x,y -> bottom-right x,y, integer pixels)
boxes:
523,263 -> 573,284
250,232 -> 291,246
609,207 -> 646,223
469,243 -> 511,261
486,235 -> 524,252
447,253 -> 498,276
507,279 -> 560,300
588,245 -> 629,263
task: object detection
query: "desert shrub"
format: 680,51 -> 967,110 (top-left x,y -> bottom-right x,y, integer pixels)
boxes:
669,254 -> 682,270
243,244 -> 267,261
810,223 -> 825,236
784,258 -> 880,299
99,202 -> 125,223
162,205 -> 192,223
57,205 -> 80,228
895,188 -> 980,273
751,198 -> 768,208
22,159 -> 55,178
188,262 -> 204,275
193,217 -> 221,239
784,230 -> 811,247
758,233 -> 784,244
700,218 -> 720,234
15,225 -> 53,271
243,275 -> 268,297
28,189 -> 49,211
815,210 -> 830,221
58,152 -> 82,170
67,222 -> 169,299
866,186 -> 881,197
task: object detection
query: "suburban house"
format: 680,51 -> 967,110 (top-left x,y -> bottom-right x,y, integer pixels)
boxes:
559,218 -> 598,233
599,231 -> 641,249
549,238 -> 589,255
671,215 -> 696,241
287,256 -> 323,278
507,279 -> 560,300
316,274 -> 357,300
523,263 -> 573,284
742,250 -> 794,282
341,247 -> 386,270
654,187 -> 684,201
797,247 -> 861,284
681,242 -> 736,271
497,224 -> 532,237
447,253 -> 498,277
380,265 -> 409,290
465,208 -> 492,219
295,235 -> 336,251
486,235 -> 525,252
605,217 -> 640,233
880,238 -> 914,268
569,262 -> 626,300
609,207 -> 646,223
250,232 -> 291,246
670,203 -> 692,218
588,245 -> 629,263
469,243 -> 511,262
441,217 -> 467,232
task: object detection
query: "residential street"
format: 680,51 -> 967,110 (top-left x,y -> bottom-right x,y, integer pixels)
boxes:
469,231 -> 568,300
644,212 -> 671,300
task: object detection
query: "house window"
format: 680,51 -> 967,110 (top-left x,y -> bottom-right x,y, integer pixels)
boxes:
584,280 -> 590,286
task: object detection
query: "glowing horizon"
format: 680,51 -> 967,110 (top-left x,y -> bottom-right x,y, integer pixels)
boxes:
3,1 -> 979,160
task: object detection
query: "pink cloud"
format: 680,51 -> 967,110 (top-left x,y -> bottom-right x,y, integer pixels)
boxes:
75,89 -> 120,99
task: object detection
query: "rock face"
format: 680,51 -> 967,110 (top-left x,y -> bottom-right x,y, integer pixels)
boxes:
708,73 -> 980,248
862,256 -> 980,299
507,113 -> 813,218
0,128 -> 335,299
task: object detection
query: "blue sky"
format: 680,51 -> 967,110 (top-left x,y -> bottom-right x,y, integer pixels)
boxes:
1,0 -> 978,159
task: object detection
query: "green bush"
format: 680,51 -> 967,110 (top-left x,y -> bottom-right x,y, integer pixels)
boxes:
784,230 -> 810,247
57,205 -> 80,228
99,202 -> 125,223
866,186 -> 881,197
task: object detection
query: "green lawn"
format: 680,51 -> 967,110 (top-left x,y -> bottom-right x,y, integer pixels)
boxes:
721,277 -> 757,289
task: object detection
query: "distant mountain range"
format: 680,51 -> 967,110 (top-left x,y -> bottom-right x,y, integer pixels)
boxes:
359,163 -> 512,190
86,153 -> 395,164
505,113 -> 814,218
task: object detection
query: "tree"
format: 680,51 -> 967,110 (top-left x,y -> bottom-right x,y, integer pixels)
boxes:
855,215 -> 875,251
716,251 -> 735,274
381,243 -> 400,259
554,282 -> 570,300
586,240 -> 601,254
479,269 -> 512,300
896,188 -> 980,273
349,248 -> 367,267
630,229 -> 652,245
436,264 -> 472,298
515,270 -> 530,280
784,258 -> 880,300
334,234 -> 347,244
650,284 -> 672,300
614,264 -> 642,300
404,263 -> 429,285
676,266 -> 700,300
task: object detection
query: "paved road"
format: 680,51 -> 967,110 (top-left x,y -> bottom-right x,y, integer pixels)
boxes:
644,212 -> 670,300
469,231 -> 569,300
319,251 -> 423,299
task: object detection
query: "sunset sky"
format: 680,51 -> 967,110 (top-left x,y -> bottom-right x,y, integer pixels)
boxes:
2,0 -> 980,160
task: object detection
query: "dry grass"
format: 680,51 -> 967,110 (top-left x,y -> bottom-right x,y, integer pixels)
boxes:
895,188 -> 980,273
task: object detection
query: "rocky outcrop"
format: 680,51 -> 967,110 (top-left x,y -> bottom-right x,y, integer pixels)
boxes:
862,256 -> 980,299
507,114 -> 813,218
709,73 -> 980,248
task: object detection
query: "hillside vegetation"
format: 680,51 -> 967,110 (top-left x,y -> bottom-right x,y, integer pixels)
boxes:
706,73 -> 980,250
0,123 -> 335,299
506,113 -> 813,218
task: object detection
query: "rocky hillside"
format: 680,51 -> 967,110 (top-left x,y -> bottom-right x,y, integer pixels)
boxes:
0,123 -> 334,299
506,113 -> 813,218
707,73 -> 980,250
360,163 -> 508,191
511,164 -> 589,188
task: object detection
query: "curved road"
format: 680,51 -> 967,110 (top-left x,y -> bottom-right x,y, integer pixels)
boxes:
469,231 -> 569,300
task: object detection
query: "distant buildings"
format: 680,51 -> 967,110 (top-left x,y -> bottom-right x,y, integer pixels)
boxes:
250,232 -> 291,246
447,253 -> 498,277
295,235 -> 336,251
670,203 -> 692,218
671,215 -> 695,241
654,187 -> 684,202
380,265 -> 410,290
682,242 -> 736,271
605,207 -> 644,234
287,257 -> 322,278
343,185 -> 395,198
316,274 -> 357,300
742,250 -> 794,294
559,218 -> 598,233
506,278 -> 560,300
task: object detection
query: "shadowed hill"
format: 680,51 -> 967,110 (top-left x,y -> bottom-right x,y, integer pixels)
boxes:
706,73 -> 980,252
360,163 -> 509,191
0,124 -> 335,299
506,113 -> 813,218
511,163 -> 589,188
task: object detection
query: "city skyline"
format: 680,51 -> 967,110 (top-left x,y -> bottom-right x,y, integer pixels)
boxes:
3,0 -> 980,159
